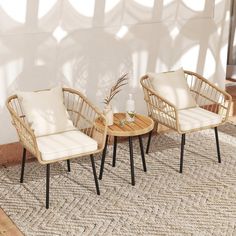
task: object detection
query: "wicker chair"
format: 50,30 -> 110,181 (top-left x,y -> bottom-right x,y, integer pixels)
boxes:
140,70 -> 232,173
6,88 -> 107,208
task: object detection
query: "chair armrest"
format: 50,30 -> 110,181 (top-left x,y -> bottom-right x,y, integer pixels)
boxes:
184,70 -> 232,122
141,81 -> 179,131
63,88 -> 108,152
6,97 -> 40,158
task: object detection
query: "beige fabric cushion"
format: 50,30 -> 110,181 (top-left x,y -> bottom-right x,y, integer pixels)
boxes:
178,107 -> 222,131
148,68 -> 197,110
153,107 -> 222,132
17,87 -> 75,137
36,130 -> 98,161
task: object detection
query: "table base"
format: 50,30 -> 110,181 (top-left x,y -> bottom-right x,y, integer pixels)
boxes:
99,135 -> 147,186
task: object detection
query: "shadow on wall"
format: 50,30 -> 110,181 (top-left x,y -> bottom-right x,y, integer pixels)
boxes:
0,0 -> 230,144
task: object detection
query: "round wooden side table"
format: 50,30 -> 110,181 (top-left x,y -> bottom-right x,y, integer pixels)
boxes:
95,113 -> 154,186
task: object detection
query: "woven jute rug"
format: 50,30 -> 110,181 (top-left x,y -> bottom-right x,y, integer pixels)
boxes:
1,123 -> 236,235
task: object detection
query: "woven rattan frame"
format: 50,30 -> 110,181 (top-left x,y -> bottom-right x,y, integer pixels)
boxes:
6,88 -> 107,164
140,70 -> 232,134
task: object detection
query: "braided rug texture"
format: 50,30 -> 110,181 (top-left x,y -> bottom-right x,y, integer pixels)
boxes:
1,123 -> 236,235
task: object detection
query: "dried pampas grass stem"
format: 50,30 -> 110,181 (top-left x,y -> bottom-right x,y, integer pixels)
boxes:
104,73 -> 128,105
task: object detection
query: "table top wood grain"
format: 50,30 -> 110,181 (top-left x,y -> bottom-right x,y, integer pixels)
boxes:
95,113 -> 154,137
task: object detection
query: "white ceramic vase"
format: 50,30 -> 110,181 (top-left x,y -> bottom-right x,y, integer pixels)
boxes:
103,104 -> 113,126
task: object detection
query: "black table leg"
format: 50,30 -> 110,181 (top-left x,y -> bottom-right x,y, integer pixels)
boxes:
99,135 -> 109,180
129,137 -> 135,186
112,136 -> 117,167
146,130 -> 152,154
139,136 -> 147,172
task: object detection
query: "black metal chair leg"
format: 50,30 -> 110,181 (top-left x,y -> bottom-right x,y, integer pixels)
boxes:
112,136 -> 117,167
20,148 -> 26,183
129,137 -> 135,186
214,127 -> 221,163
138,136 -> 147,172
67,160 -> 71,172
146,130 -> 152,154
46,164 -> 50,209
180,134 -> 185,173
99,135 -> 108,180
90,154 -> 100,195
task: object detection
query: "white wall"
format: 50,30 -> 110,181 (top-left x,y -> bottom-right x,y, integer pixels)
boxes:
0,0 -> 231,144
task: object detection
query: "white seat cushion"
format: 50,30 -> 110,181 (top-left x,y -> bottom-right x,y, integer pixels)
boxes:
178,107 -> 222,132
17,86 -> 75,137
36,130 -> 98,161
148,68 -> 197,110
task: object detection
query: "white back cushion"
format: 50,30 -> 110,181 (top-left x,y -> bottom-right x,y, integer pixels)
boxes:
148,68 -> 197,110
17,87 -> 75,136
